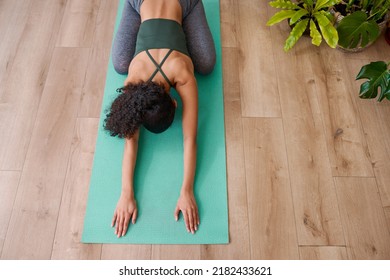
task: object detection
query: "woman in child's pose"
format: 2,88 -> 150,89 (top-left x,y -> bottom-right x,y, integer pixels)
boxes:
104,0 -> 216,238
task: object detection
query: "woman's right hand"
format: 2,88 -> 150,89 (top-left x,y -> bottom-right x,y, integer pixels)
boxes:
111,194 -> 138,238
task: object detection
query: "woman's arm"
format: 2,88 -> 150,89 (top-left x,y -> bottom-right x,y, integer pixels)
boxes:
174,74 -> 200,234
111,129 -> 140,237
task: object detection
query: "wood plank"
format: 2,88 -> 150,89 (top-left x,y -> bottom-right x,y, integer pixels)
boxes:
311,46 -> 374,177
0,172 -> 20,257
243,118 -> 298,259
0,0 -> 31,95
372,35 -> 390,62
0,1 -> 32,163
201,48 -> 250,259
101,245 -> 152,259
202,100 -> 250,259
152,245 -> 200,260
0,104 -> 15,168
299,246 -> 348,260
237,0 -> 281,117
1,47 -> 90,259
220,48 -> 240,101
92,0 -> 119,50
220,0 -> 238,48
385,207 -> 390,233
343,59 -> 390,207
377,103 -> 390,171
51,118 -> 101,259
335,177 -> 390,259
56,0 -> 101,48
0,0 -> 67,171
0,0 -> 66,102
269,25 -> 344,245
78,0 -> 118,118
78,47 -> 110,118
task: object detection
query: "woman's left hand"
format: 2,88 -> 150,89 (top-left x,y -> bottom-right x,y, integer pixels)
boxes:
174,190 -> 199,234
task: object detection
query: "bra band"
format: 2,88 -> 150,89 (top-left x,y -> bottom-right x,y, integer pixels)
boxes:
146,49 -> 174,87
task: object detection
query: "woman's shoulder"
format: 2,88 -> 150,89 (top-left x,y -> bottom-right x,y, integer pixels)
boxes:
128,55 -> 152,80
170,52 -> 195,85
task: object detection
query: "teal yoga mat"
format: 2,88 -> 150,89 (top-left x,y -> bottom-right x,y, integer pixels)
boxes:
82,0 -> 227,244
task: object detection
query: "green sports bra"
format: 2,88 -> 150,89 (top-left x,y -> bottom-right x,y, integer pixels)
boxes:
134,18 -> 190,87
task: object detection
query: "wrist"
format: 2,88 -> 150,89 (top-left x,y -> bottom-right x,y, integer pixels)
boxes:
121,188 -> 135,199
180,184 -> 194,194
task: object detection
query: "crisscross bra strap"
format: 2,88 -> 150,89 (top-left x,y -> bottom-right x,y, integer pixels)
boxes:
146,49 -> 174,87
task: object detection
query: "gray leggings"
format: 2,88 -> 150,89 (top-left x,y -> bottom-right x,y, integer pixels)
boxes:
112,0 -> 216,75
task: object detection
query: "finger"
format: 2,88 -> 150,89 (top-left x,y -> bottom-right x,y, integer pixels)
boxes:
183,210 -> 190,233
111,212 -> 117,227
122,214 -> 130,237
132,209 -> 138,224
196,208 -> 200,229
115,215 -> 120,236
121,224 -> 128,238
117,216 -> 124,238
188,210 -> 194,234
174,206 -> 180,221
192,209 -> 198,231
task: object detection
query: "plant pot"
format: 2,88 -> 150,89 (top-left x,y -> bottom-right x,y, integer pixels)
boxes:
330,8 -> 389,52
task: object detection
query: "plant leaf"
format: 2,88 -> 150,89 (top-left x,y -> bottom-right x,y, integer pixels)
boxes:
315,0 -> 330,10
267,10 -> 297,26
326,0 -> 342,6
337,11 -> 380,49
269,0 -> 299,9
314,12 -> 338,48
284,18 -> 309,51
315,0 -> 341,11
356,61 -> 390,101
310,20 -> 322,46
290,8 -> 309,25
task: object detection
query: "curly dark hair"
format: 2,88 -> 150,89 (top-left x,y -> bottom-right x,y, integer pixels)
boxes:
104,81 -> 176,138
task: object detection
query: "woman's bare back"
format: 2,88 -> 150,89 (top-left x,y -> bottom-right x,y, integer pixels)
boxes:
140,0 -> 182,23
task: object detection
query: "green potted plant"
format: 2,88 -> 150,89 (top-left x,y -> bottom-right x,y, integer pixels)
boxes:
266,0 -> 341,51
332,0 -> 390,50
356,61 -> 390,101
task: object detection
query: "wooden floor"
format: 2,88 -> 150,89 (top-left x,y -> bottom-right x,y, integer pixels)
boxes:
0,0 -> 389,260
